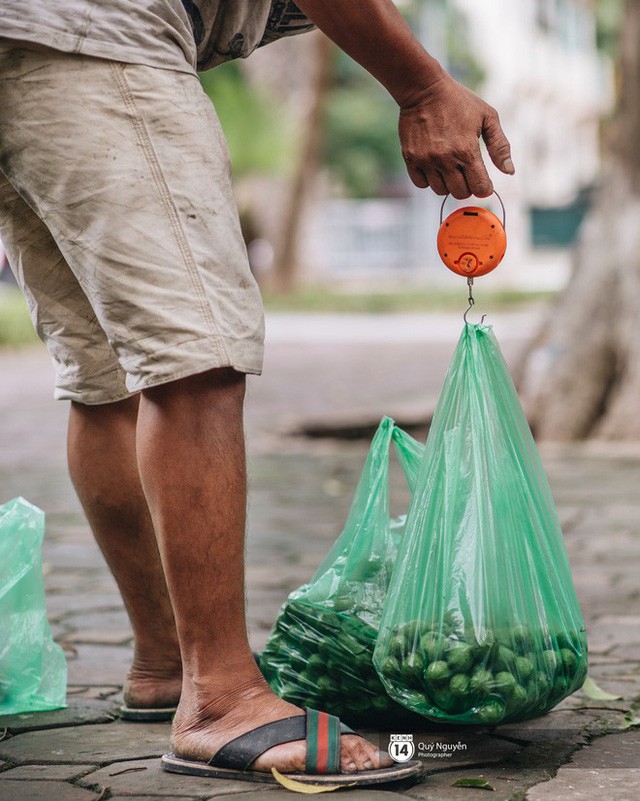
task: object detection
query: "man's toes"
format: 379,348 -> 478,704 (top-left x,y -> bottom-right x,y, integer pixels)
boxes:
340,735 -> 376,771
252,740 -> 306,773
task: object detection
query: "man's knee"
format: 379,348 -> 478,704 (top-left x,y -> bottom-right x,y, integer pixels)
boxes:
140,367 -> 246,408
70,394 -> 141,424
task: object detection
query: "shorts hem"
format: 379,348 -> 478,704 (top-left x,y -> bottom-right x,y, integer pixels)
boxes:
127,357 -> 263,396
54,336 -> 263,405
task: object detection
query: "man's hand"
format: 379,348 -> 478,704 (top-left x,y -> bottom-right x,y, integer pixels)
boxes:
399,74 -> 514,199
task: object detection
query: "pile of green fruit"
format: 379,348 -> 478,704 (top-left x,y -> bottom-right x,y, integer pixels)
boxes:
375,614 -> 588,724
260,591 -> 422,727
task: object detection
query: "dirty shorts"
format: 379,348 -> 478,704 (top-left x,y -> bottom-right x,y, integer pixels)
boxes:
0,40 -> 264,404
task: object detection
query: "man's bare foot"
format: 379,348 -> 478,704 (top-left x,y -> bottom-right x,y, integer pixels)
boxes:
171,676 -> 394,774
123,657 -> 182,709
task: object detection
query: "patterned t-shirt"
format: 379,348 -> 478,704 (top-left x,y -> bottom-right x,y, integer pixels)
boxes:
0,1 -> 314,74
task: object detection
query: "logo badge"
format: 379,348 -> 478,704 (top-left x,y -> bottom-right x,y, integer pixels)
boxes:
388,734 -> 415,763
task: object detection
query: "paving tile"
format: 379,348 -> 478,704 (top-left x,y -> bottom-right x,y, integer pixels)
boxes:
79,758 -> 262,796
66,644 -> 133,685
0,722 -> 170,764
0,763 -> 97,780
494,708 -> 603,744
0,780 -> 98,800
61,610 -> 132,630
66,686 -> 122,703
64,629 -> 133,646
0,699 -> 118,734
405,768 -> 519,801
568,729 -> 640,769
527,768 -> 640,800
46,594 -> 123,616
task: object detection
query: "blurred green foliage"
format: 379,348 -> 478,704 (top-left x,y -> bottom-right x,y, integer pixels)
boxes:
0,288 -> 39,347
595,0 -> 624,56
445,5 -> 486,90
322,3 -> 484,198
262,286 -> 553,314
323,56 -> 404,199
200,62 -> 293,176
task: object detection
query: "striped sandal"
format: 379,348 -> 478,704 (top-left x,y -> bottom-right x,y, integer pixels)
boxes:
161,707 -> 422,787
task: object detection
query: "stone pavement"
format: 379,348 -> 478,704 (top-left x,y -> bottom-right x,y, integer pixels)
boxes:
0,311 -> 639,800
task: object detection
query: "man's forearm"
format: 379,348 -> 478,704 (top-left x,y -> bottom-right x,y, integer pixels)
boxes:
294,0 -> 446,107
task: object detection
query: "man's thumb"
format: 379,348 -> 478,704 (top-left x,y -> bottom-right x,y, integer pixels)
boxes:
483,112 -> 514,175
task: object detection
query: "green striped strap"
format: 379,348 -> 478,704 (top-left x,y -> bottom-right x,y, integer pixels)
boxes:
305,707 -> 341,774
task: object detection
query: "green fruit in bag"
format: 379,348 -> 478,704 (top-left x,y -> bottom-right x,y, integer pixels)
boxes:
422,632 -> 446,662
509,684 -> 528,710
469,667 -> 493,697
494,646 -> 517,672
493,671 -> 518,697
477,699 -> 506,725
402,652 -> 425,686
381,655 -> 402,680
425,660 -> 450,685
541,649 -> 559,674
399,620 -> 426,646
514,655 -> 535,682
389,634 -> 406,659
559,648 -> 577,674
446,641 -> 474,672
450,673 -> 471,697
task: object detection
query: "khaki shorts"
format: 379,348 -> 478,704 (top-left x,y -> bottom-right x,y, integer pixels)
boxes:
0,40 -> 264,404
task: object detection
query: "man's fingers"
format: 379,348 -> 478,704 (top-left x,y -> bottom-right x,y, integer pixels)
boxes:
463,146 -> 494,198
482,111 -> 514,175
424,168 -> 447,196
405,160 -> 429,189
440,167 -> 471,200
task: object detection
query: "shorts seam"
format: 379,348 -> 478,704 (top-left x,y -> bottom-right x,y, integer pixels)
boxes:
132,360 -> 261,395
108,61 -> 230,364
68,388 -> 137,406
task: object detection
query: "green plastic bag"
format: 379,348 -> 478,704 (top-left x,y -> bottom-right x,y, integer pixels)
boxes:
374,323 -> 588,725
0,498 -> 67,715
260,417 -> 424,726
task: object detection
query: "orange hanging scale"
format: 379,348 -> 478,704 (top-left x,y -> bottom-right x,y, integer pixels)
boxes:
436,192 -> 507,320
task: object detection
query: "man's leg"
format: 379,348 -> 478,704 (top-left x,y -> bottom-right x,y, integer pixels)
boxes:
137,367 -> 386,772
67,395 -> 182,709
1,45 -> 388,773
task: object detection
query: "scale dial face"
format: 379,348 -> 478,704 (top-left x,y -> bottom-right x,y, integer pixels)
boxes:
437,206 -> 507,278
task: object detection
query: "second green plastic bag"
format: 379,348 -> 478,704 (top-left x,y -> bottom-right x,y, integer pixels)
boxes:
373,323 -> 587,725
260,417 -> 424,727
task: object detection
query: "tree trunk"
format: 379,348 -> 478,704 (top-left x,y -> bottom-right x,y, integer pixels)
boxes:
272,32 -> 334,293
519,0 -> 640,440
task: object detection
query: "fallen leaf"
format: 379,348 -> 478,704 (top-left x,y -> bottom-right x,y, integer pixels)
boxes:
580,676 -> 623,701
624,711 -> 640,729
452,777 -> 495,790
271,767 -> 356,794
